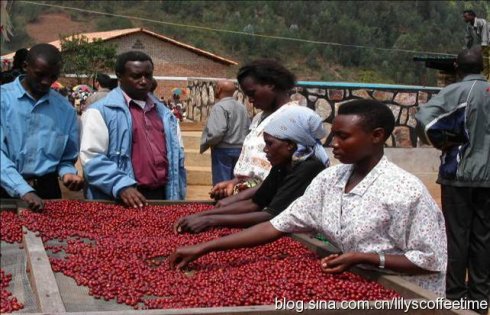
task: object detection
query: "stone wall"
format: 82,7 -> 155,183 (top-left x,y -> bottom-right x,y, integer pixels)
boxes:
185,80 -> 441,148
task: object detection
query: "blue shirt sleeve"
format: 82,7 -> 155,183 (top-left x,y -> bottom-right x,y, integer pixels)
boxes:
0,124 -> 35,197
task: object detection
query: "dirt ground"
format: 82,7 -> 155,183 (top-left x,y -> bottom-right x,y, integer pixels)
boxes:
25,13 -> 96,44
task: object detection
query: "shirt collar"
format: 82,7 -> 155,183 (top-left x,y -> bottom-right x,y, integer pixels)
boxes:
335,156 -> 389,196
122,91 -> 153,110
462,74 -> 487,82
14,75 -> 50,104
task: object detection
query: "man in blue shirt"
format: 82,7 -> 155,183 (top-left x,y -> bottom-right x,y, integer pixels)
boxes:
1,43 -> 83,211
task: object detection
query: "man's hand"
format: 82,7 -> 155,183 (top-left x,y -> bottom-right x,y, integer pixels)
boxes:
320,252 -> 360,273
174,215 -> 214,234
119,187 -> 147,208
21,192 -> 44,212
209,180 -> 235,200
62,174 -> 84,191
168,244 -> 206,269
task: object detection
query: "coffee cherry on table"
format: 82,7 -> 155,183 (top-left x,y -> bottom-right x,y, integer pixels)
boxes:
0,257 -> 24,313
14,200 -> 401,310
0,211 -> 23,243
0,211 -> 25,313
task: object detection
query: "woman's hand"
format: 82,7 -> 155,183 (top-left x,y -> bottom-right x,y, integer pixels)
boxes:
174,215 -> 215,234
320,252 -> 361,273
209,179 -> 236,200
168,244 -> 206,269
215,194 -> 237,208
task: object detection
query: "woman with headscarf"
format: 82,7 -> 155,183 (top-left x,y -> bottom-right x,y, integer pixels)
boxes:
175,106 -> 328,234
209,59 -> 300,203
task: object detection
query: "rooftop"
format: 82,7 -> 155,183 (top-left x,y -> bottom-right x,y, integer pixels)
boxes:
1,28 -> 238,66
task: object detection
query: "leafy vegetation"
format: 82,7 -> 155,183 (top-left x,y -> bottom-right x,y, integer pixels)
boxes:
4,1 -> 489,85
60,35 -> 116,83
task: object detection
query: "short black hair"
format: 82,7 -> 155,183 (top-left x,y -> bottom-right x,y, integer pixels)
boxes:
95,73 -> 112,89
338,99 -> 395,140
26,43 -> 62,65
456,47 -> 483,74
463,10 -> 476,16
115,51 -> 153,76
237,59 -> 296,92
13,48 -> 29,69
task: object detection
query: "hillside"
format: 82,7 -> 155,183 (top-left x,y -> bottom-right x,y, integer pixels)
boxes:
2,0 -> 489,85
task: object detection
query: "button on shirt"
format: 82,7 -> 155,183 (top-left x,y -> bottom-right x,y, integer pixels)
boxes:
124,93 -> 168,189
270,156 -> 447,296
0,76 -> 79,197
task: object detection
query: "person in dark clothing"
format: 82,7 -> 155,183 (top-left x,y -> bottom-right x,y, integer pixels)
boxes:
174,106 -> 327,234
1,48 -> 28,84
416,48 -> 489,314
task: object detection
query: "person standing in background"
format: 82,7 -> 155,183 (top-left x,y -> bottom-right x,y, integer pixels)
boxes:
1,48 -> 28,84
84,73 -> 113,109
200,80 -> 250,185
416,48 -> 489,314
80,51 -> 186,207
464,10 -> 489,80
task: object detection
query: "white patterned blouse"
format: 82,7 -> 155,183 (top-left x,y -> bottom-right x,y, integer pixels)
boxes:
270,156 -> 447,296
233,102 -> 297,181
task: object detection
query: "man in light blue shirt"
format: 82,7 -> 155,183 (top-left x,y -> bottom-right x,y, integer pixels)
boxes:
1,43 -> 83,211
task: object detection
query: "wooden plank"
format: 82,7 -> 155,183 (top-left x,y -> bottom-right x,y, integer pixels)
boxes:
0,198 -> 25,211
23,227 -> 66,313
291,234 -> 479,315
1,199 -> 214,207
8,201 -> 478,315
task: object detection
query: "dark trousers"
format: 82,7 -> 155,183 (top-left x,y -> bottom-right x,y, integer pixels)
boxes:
138,185 -> 166,200
0,173 -> 61,199
441,185 -> 490,313
211,147 -> 241,186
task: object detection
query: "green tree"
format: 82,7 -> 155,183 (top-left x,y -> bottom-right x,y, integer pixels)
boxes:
60,35 -> 117,84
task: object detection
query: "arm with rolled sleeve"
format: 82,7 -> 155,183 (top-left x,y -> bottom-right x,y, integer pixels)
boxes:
80,108 -> 136,198
394,189 -> 447,273
0,125 -> 34,197
57,109 -> 79,178
200,104 -> 228,153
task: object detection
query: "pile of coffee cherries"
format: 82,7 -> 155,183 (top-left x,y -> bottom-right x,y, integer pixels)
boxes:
0,211 -> 23,243
0,269 -> 23,313
15,201 -> 399,309
0,211 -> 25,313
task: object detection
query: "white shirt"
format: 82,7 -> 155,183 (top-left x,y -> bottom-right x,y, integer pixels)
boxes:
270,156 -> 447,296
233,102 -> 297,180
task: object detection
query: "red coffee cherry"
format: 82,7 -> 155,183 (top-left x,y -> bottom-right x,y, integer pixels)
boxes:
15,201 -> 400,309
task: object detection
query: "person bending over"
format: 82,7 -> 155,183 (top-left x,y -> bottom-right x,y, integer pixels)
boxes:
169,100 -> 447,296
175,106 -> 328,233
